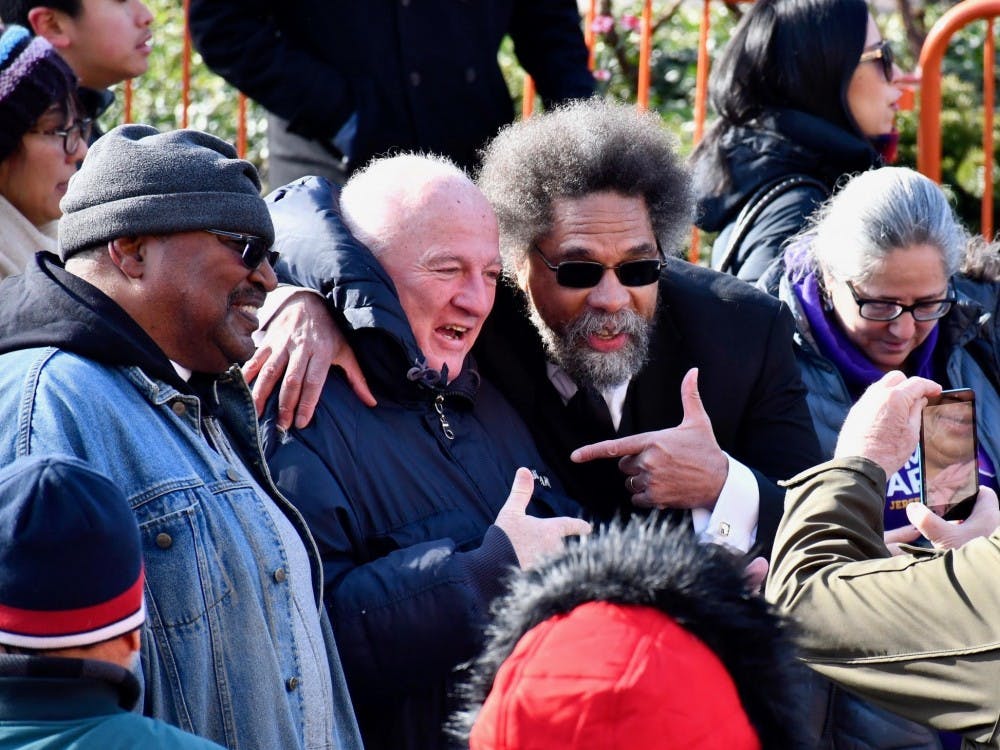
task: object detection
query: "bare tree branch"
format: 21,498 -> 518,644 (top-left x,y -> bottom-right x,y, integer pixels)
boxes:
895,0 -> 928,60
599,0 -> 638,86
652,0 -> 685,34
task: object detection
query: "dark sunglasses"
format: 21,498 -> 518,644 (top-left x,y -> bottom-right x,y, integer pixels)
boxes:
532,245 -> 664,289
28,117 -> 93,155
846,280 -> 955,322
859,40 -> 895,82
205,229 -> 279,270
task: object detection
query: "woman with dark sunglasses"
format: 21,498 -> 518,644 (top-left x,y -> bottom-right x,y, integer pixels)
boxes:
691,0 -> 903,283
0,24 -> 89,280
762,166 -> 1000,750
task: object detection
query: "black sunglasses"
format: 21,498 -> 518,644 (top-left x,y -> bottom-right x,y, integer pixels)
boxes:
205,229 -> 279,270
859,40 -> 895,82
532,245 -> 664,289
846,280 -> 955,322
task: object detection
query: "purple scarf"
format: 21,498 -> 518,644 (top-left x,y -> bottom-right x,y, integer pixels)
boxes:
792,272 -> 938,398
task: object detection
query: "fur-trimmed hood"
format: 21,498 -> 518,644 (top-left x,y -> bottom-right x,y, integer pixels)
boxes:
450,518 -> 808,749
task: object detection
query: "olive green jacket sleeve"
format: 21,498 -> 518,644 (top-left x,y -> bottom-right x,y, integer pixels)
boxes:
765,457 -> 1000,749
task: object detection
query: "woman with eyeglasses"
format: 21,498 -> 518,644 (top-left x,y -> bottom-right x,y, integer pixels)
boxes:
764,167 -> 999,750
0,24 -> 89,280
691,0 -> 903,282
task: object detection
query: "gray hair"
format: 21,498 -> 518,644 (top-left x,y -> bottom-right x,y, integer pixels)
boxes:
805,167 -> 967,283
961,235 -> 1000,282
476,99 -> 692,270
340,152 -> 474,257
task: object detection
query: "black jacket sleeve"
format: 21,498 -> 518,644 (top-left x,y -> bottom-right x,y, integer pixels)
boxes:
188,1 -> 355,140
508,0 -> 595,106
737,300 -> 822,554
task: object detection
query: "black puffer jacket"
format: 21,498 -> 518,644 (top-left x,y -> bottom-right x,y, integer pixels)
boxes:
260,177 -> 583,750
694,108 -> 880,282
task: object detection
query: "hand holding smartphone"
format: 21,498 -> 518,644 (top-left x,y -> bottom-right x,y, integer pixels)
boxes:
919,388 -> 978,521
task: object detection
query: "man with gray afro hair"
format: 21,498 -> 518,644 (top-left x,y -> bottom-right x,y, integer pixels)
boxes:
470,98 -> 821,560
0,124 -> 363,750
477,98 -> 693,270
248,99 -> 821,563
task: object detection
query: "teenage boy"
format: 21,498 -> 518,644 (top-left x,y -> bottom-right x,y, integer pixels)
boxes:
0,0 -> 152,129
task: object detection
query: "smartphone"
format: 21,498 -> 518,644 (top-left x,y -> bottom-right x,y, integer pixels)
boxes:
919,388 -> 978,521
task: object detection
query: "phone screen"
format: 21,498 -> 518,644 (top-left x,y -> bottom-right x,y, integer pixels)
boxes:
919,388 -> 978,521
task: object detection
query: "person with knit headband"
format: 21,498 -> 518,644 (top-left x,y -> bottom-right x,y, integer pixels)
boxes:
0,454 -> 223,748
0,23 -> 86,280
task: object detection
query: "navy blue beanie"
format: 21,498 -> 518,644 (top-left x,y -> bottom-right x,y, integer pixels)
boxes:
0,455 -> 145,649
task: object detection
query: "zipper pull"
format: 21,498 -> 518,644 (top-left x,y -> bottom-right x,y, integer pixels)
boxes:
434,394 -> 455,440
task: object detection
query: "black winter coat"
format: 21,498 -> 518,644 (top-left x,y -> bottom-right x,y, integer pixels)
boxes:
259,178 -> 582,750
694,108 -> 881,283
475,260 -> 822,559
188,0 -> 594,175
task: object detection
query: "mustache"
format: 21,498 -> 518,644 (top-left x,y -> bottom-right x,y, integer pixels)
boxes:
228,287 -> 267,309
565,308 -> 646,340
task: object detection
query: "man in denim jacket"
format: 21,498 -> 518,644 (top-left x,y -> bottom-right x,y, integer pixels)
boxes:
0,125 -> 363,750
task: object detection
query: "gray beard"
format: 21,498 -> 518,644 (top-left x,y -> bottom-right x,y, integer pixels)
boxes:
527,303 -> 653,390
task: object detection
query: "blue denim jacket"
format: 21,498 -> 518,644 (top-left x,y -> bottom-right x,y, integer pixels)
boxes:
0,347 -> 363,750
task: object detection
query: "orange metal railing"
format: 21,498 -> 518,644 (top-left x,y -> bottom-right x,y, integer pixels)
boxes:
124,0 -> 249,158
692,0 -> 758,144
585,0 -> 598,70
917,0 -> 1000,238
523,0 -> 653,116
637,0 -> 653,109
689,0 -> 754,261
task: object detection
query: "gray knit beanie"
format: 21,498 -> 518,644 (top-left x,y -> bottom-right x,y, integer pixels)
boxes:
59,124 -> 274,260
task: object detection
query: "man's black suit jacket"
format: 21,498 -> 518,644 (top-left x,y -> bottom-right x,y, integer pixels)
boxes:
475,258 -> 822,557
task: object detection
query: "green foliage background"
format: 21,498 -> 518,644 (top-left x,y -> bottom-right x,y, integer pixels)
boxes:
113,0 -> 998,231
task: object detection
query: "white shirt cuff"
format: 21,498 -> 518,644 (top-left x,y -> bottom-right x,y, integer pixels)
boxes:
691,454 -> 759,553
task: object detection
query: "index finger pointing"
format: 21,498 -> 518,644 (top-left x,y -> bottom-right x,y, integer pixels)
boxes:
571,433 -> 650,463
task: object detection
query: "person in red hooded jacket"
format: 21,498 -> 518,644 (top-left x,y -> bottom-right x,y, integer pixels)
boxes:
450,518 -> 806,750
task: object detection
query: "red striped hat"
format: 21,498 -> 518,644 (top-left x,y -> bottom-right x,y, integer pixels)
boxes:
0,455 -> 145,649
